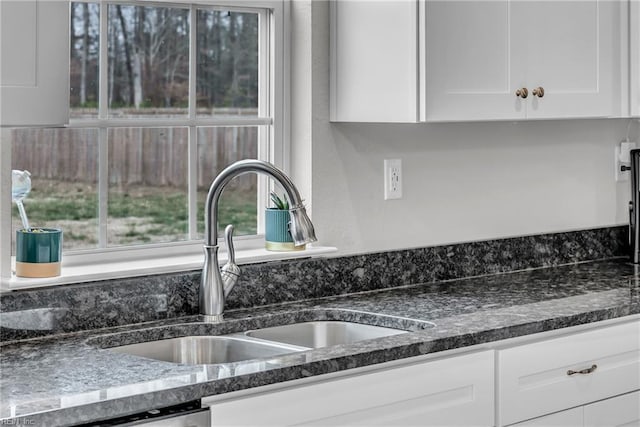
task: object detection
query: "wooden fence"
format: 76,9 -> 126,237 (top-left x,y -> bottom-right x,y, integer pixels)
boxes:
11,125 -> 258,191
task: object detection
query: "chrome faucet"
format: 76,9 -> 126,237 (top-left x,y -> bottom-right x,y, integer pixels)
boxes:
200,160 -> 317,322
630,149 -> 640,263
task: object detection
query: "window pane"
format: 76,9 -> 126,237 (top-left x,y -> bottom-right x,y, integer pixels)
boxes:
196,10 -> 259,118
70,2 -> 100,119
11,129 -> 99,253
108,5 -> 190,118
197,127 -> 259,238
108,128 -> 189,246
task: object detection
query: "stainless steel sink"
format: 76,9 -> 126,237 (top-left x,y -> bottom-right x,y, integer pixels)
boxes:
245,321 -> 407,348
105,319 -> 412,365
108,336 -> 304,365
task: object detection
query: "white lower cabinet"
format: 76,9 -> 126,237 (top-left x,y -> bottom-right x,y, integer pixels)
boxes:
203,318 -> 639,427
207,350 -> 495,426
584,391 -> 640,427
511,407 -> 584,427
511,391 -> 640,427
497,320 -> 640,426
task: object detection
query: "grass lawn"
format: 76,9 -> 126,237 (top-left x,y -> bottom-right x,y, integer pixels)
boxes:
12,179 -> 257,250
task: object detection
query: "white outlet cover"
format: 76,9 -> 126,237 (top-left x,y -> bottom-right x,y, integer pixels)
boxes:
384,159 -> 402,200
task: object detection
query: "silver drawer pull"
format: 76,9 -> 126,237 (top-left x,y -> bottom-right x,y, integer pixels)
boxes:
567,364 -> 597,376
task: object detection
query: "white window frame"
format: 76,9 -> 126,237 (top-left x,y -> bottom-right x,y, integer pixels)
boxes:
0,0 -> 300,288
631,0 -> 639,117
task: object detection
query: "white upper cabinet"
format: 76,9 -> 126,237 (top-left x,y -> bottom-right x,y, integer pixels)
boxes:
517,1 -> 621,119
423,0 -> 526,121
425,0 -> 624,121
0,0 -> 70,127
331,0 -> 627,122
330,1 -> 419,123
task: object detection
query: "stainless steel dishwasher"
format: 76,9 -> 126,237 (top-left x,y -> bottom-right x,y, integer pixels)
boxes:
81,401 -> 210,426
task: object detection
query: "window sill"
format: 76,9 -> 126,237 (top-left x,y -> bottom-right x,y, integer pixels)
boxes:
2,245 -> 337,291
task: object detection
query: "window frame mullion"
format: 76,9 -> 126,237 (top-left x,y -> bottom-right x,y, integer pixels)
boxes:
0,130 -> 13,285
98,1 -> 110,248
187,5 -> 198,239
256,8 -> 272,235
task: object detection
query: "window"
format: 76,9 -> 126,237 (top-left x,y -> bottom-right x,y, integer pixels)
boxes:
6,0 -> 287,273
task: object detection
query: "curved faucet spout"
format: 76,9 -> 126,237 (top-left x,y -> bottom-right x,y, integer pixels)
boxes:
200,160 -> 317,321
204,160 -> 312,246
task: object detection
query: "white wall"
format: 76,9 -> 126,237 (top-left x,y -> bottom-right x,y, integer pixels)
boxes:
291,0 -> 640,257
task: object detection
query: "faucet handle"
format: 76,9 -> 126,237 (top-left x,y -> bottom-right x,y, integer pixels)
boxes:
221,224 -> 240,297
224,224 -> 236,264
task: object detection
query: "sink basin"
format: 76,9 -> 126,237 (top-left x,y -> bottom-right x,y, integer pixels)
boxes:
245,321 -> 407,348
108,336 -> 303,365
104,318 -> 415,365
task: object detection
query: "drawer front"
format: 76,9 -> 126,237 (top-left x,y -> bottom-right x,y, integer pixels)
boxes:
498,320 -> 640,426
584,390 -> 640,427
210,350 -> 495,426
511,407 -> 583,427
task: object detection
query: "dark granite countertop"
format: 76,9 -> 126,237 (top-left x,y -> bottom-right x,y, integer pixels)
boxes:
1,259 -> 639,426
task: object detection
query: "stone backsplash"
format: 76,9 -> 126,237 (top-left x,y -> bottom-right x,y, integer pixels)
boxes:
0,225 -> 629,341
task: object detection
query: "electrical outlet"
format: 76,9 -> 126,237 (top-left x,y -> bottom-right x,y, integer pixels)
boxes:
384,159 -> 402,200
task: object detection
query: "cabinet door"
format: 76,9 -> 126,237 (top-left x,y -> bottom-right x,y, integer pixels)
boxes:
424,0 -> 623,122
511,407 -> 584,427
423,0 -> 527,122
0,0 -> 70,127
330,1 -> 418,123
584,391 -> 640,427
209,350 -> 494,426
511,391 -> 640,427
516,0 -> 622,119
